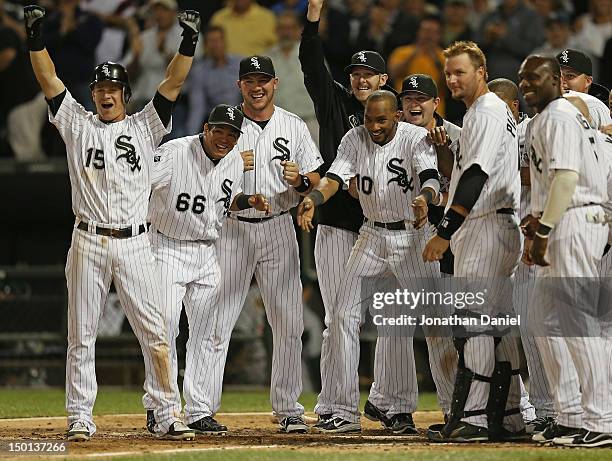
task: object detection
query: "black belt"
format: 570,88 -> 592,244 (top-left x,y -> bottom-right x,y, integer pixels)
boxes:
77,221 -> 149,239
365,217 -> 406,231
496,208 -> 514,215
233,210 -> 288,223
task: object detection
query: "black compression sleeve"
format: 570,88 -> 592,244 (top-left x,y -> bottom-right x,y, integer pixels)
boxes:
153,91 -> 174,128
46,90 -> 67,116
451,164 -> 488,212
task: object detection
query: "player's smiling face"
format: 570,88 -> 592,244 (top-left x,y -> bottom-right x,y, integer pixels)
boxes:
350,67 -> 388,103
364,98 -> 400,146
444,53 -> 484,103
203,124 -> 240,159
92,81 -> 126,122
518,57 -> 559,111
401,93 -> 439,128
560,66 -> 592,93
238,74 -> 278,113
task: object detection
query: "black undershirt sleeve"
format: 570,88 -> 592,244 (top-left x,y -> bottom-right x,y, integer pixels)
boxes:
451,164 -> 488,212
418,169 -> 439,188
46,90 -> 67,116
153,91 -> 174,128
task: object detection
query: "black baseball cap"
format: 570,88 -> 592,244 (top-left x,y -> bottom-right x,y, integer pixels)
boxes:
556,49 -> 592,76
344,51 -> 386,74
208,104 -> 244,133
239,55 -> 276,79
399,74 -> 438,98
589,82 -> 611,105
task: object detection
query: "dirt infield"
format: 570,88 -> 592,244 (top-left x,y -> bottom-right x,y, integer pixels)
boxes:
0,411 -> 552,459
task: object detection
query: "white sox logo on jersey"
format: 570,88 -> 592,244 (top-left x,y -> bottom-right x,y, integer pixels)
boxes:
115,135 -> 141,172
216,178 -> 233,215
387,158 -> 413,193
250,57 -> 261,69
530,146 -> 543,174
271,137 -> 290,162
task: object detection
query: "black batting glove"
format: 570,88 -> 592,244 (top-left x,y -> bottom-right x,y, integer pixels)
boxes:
24,5 -> 46,51
177,10 -> 200,57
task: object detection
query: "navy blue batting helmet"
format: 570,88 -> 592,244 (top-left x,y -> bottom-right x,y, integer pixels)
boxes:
89,62 -> 132,104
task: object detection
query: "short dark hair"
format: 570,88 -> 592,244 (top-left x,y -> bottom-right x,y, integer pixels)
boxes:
488,78 -> 519,101
366,90 -> 398,112
527,54 -> 561,79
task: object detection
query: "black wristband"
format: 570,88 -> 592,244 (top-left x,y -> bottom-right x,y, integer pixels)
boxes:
235,194 -> 252,210
306,190 -> 324,207
27,36 -> 45,52
535,222 -> 552,238
436,208 -> 465,241
178,32 -> 197,57
294,174 -> 311,193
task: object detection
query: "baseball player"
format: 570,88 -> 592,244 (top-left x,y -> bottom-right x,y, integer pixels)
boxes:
423,41 -> 524,442
23,4 -> 200,441
398,73 -> 460,418
197,55 -> 323,434
144,104 -> 270,435
297,90 -> 442,433
518,55 -> 612,448
302,0 -> 420,433
487,78 -> 555,432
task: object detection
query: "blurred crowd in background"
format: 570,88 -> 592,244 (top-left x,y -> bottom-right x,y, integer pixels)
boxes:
0,0 -> 611,161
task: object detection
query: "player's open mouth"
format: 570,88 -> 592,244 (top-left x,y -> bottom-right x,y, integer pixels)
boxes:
358,86 -> 370,91
409,110 -> 422,116
215,143 -> 229,150
101,103 -> 114,109
251,92 -> 264,100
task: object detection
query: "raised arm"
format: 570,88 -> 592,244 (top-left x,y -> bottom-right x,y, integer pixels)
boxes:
157,10 -> 200,102
24,6 -> 65,99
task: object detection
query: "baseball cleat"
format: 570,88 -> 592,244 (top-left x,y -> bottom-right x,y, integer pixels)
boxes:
363,400 -> 391,429
188,416 -> 228,435
160,421 -> 196,440
552,428 -> 587,446
313,413 -> 333,428
312,417 -> 361,434
279,416 -> 309,433
525,416 -> 555,434
428,421 -> 489,442
566,430 -> 612,448
146,410 -> 156,434
66,421 -> 90,441
388,413 -> 418,434
532,421 -> 581,443
492,427 -> 530,442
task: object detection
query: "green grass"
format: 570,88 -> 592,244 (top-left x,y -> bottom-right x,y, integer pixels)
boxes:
0,388 -> 440,418
75,448 -> 612,461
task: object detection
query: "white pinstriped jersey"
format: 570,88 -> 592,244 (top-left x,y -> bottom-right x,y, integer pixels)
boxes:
234,106 -> 323,218
596,132 -> 612,214
565,90 -> 612,128
446,92 -> 520,218
518,115 -> 532,217
327,121 -> 437,222
529,98 -> 607,215
49,90 -> 170,226
149,135 -> 244,241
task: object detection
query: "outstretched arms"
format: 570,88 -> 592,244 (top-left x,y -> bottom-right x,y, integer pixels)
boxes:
24,5 -> 65,99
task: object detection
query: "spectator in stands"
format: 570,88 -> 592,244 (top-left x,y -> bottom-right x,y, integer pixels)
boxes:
0,20 -> 47,160
476,0 -> 544,81
388,15 -> 446,115
572,0 -> 611,79
442,0 -> 472,47
266,11 -> 319,143
467,0 -> 492,40
362,0 -> 419,59
531,12 -> 578,57
322,0 -> 369,83
0,0 -> 24,39
210,0 -> 277,56
81,0 -> 140,64
270,0 -> 309,15
601,36 -> 612,89
44,0 -> 103,109
186,25 -> 241,135
530,0 -> 561,20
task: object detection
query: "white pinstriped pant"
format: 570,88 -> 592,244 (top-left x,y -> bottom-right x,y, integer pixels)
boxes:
65,227 -> 182,435
529,206 -> 612,432
200,213 -> 304,419
318,222 -> 441,423
142,231 -> 221,425
451,212 -> 524,431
